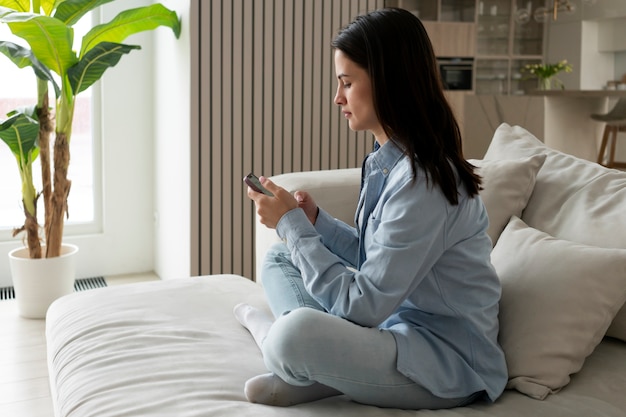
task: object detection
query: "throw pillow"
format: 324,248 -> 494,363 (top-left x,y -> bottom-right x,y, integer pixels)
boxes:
484,123 -> 626,342
491,216 -> 626,400
607,308 -> 626,341
469,155 -> 546,246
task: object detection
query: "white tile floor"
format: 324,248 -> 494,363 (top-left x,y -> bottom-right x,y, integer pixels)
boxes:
0,272 -> 159,416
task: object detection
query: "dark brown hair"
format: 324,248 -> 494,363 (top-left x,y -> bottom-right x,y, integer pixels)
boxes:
331,8 -> 481,204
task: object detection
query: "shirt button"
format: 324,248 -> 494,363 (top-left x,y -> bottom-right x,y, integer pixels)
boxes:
383,168 -> 389,175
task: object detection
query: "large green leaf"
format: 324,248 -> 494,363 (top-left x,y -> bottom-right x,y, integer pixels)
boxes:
1,11 -> 77,76
0,40 -> 34,68
0,0 -> 30,12
54,0 -> 114,26
0,40 -> 61,96
80,3 -> 180,57
0,111 -> 40,163
40,0 -> 61,16
68,41 -> 139,95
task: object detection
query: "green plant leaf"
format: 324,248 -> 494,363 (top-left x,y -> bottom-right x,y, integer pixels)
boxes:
54,0 -> 114,26
0,0 -> 30,12
80,3 -> 180,57
68,41 -> 140,95
0,40 -> 33,68
1,11 -> 78,76
0,40 -> 61,96
40,0 -> 60,16
0,111 -> 40,163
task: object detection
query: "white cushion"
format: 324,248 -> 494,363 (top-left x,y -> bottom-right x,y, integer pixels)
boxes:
470,156 -> 546,246
484,123 -> 626,248
484,123 -> 626,342
491,217 -> 626,400
607,309 -> 626,341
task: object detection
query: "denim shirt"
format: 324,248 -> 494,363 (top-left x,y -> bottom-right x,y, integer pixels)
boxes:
276,141 -> 508,401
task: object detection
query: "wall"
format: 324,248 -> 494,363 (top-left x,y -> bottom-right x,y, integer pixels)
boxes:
616,52 -> 626,82
153,0 -> 192,280
546,1 -> 626,90
192,0 -> 382,280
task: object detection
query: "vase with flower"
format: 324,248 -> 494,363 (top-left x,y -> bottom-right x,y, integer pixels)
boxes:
523,60 -> 573,90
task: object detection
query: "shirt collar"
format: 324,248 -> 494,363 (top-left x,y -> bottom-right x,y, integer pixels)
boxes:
367,140 -> 405,176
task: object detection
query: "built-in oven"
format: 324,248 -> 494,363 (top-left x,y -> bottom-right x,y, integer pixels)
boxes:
438,57 -> 473,91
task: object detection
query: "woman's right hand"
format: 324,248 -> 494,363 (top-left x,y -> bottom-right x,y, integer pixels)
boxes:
294,190 -> 319,225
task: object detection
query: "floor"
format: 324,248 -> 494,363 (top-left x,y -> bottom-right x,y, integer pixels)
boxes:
0,272 -> 159,416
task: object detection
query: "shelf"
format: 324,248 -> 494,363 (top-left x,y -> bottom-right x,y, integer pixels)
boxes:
387,0 -> 475,22
389,0 -> 546,95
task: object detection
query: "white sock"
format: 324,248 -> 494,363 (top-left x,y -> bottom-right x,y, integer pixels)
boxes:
244,373 -> 341,406
233,303 -> 274,349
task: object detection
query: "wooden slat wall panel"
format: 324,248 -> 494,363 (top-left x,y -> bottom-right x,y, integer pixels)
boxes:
196,0 -> 383,281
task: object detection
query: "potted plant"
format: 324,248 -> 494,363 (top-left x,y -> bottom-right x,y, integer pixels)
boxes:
0,0 -> 180,318
523,59 -> 573,90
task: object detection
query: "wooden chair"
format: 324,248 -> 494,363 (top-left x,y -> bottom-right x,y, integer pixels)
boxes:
592,98 -> 626,168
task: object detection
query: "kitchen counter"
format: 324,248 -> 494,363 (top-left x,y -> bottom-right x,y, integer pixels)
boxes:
528,89 -> 626,97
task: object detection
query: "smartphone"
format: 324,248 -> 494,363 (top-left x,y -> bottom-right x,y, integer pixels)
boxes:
243,173 -> 274,196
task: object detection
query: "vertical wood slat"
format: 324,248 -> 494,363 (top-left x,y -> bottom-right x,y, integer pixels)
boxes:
198,0 -> 383,281
190,0 -> 200,276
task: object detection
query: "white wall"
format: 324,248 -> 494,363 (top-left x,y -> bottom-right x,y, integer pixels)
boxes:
153,0 -> 192,280
580,20 -> 614,90
544,0 -> 626,90
70,0 -> 157,280
546,20 -> 584,89
616,52 -> 626,82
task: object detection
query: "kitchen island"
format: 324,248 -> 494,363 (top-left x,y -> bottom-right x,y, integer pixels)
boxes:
463,90 -> 626,162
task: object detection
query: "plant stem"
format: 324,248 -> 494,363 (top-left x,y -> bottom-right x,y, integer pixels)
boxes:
37,77 -> 53,256
14,139 -> 41,258
46,78 -> 75,258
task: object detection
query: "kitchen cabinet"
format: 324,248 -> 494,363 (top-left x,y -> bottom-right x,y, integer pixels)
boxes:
386,0 -> 475,22
444,91 -> 468,134
423,21 -> 476,57
475,0 -> 545,95
386,1 -> 477,57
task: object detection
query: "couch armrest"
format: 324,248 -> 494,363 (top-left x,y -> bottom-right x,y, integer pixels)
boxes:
254,168 -> 361,281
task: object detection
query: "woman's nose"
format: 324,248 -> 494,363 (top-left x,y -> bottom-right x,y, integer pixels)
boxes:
334,89 -> 344,106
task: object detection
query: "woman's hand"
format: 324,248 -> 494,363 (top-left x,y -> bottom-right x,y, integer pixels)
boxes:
294,190 -> 319,225
247,177 -> 319,228
247,177 -> 298,229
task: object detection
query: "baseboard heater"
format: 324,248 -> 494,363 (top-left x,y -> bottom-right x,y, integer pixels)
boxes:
0,276 -> 107,301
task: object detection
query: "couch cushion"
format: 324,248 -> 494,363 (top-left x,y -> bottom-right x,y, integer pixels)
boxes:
45,274 -> 626,416
484,123 -> 626,249
470,156 -> 546,246
491,217 -> 626,400
484,123 -> 626,341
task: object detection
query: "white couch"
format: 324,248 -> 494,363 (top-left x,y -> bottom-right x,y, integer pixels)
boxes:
46,124 -> 626,416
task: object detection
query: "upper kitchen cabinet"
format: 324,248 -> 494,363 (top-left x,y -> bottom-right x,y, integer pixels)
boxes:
386,0 -> 477,57
385,0 -> 475,22
423,21 -> 476,57
475,0 -> 545,95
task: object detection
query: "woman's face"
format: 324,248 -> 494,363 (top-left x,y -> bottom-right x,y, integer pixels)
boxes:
334,50 -> 387,145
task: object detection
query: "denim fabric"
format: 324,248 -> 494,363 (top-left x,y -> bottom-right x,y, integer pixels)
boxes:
262,307 -> 482,409
260,243 -> 325,318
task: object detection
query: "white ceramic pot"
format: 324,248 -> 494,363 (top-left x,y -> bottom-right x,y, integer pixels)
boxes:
9,244 -> 78,319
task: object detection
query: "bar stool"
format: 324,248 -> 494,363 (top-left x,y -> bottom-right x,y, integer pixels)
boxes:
592,98 -> 626,168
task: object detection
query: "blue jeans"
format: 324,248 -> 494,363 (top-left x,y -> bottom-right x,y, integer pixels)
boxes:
259,243 -> 481,409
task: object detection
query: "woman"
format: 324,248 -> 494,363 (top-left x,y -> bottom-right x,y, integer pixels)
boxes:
236,7 -> 508,409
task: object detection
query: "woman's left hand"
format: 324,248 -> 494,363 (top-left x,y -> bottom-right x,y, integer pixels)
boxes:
247,177 -> 299,229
